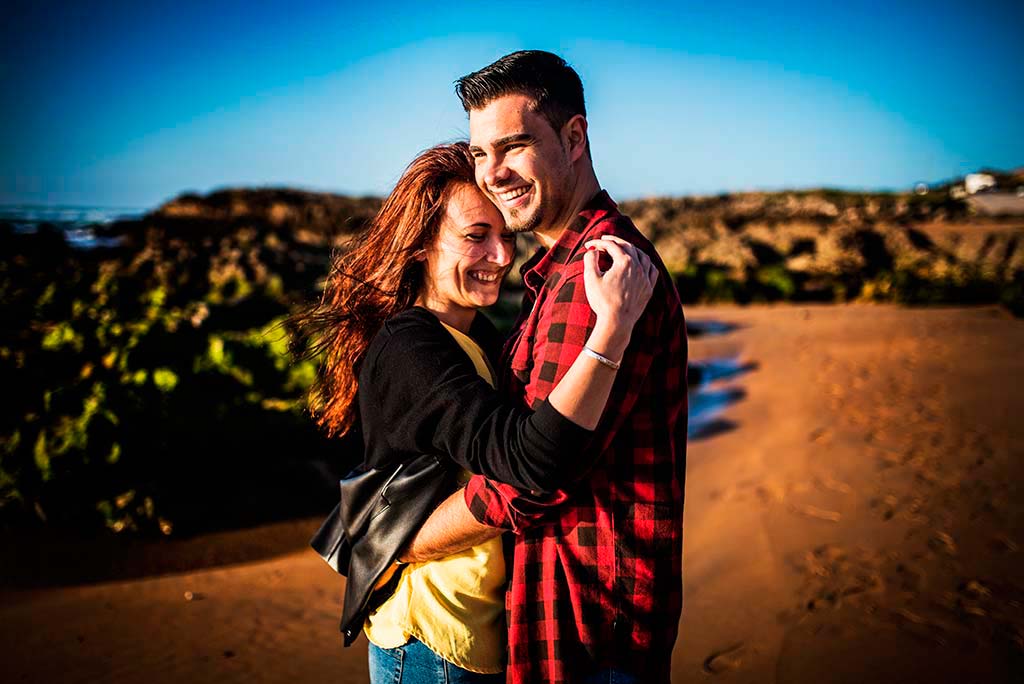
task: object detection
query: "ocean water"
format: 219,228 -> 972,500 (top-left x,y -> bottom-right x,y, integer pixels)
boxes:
0,205 -> 144,249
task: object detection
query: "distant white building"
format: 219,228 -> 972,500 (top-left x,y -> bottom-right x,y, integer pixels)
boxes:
965,173 -> 996,195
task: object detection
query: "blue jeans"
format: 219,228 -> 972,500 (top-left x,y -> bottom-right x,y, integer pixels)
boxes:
368,637 -> 505,684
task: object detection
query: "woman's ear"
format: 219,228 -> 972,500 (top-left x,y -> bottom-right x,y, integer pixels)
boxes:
412,248 -> 427,262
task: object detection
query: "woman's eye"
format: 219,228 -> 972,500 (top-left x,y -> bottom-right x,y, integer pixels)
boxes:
466,234 -> 485,242
501,234 -> 516,243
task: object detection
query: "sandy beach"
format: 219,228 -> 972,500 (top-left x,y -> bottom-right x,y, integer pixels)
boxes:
3,304 -> 1022,683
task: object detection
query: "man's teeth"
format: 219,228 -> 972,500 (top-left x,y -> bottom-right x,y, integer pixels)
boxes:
497,186 -> 530,201
470,271 -> 501,283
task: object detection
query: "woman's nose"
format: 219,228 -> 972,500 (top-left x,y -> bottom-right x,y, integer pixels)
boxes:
488,236 -> 514,266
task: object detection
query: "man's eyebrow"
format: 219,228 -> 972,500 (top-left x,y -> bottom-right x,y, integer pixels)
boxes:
494,133 -> 533,147
471,133 -> 534,153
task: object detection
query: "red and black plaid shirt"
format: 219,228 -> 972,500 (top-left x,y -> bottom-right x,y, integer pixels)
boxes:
464,191 -> 688,684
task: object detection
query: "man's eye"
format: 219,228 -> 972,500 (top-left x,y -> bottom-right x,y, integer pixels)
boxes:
466,234 -> 485,242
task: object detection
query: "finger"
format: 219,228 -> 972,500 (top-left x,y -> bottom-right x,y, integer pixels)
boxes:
600,234 -> 633,247
585,238 -> 630,267
631,247 -> 652,270
600,234 -> 639,261
583,246 -> 601,279
582,239 -> 616,257
584,237 -> 628,251
585,235 -> 630,259
632,246 -> 651,272
583,241 -> 620,276
647,258 -> 659,286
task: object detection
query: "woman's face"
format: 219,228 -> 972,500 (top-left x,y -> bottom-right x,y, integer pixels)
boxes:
420,183 -> 515,315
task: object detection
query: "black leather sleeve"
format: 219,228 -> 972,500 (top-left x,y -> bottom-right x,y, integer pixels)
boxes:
358,309 -> 590,493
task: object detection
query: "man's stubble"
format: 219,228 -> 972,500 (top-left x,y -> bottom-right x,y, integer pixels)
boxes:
503,151 -> 574,237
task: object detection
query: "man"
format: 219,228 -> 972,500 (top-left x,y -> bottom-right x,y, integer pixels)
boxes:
402,50 -> 688,684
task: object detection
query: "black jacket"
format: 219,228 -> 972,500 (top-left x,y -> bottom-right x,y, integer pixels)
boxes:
311,307 -> 591,645
312,451 -> 454,645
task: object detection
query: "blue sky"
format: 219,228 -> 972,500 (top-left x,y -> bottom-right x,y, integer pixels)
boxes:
2,0 -> 1022,209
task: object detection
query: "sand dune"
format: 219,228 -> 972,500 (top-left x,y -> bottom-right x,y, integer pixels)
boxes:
2,304 -> 1021,683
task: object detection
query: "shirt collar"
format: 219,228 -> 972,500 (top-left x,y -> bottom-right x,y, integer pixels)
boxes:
520,190 -> 618,291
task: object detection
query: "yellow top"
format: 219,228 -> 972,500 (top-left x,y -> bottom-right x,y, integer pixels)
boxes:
363,320 -> 506,674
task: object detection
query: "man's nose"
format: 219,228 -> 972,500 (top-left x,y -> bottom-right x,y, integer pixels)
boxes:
481,157 -> 511,189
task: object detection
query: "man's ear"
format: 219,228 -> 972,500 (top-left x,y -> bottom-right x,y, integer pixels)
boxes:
562,114 -> 589,164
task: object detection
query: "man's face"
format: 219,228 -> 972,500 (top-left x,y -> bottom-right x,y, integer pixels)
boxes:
468,94 -> 573,235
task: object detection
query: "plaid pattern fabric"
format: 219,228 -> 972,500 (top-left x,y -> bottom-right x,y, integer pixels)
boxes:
464,191 -> 688,684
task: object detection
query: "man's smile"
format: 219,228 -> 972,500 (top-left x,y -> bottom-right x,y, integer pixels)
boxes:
494,184 -> 533,208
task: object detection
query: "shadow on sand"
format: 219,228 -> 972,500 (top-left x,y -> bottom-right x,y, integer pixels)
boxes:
686,319 -> 742,338
686,320 -> 758,442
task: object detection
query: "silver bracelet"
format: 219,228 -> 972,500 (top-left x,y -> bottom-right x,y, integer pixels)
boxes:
582,346 -> 621,370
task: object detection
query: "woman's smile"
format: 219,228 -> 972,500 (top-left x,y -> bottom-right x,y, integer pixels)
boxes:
417,183 -> 515,330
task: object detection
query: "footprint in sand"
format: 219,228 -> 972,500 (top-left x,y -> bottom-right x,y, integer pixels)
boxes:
813,473 -> 852,495
702,642 -> 746,674
869,492 -> 928,524
788,502 -> 842,522
807,426 -> 833,444
989,535 -> 1020,554
888,560 -> 926,593
927,531 -> 958,556
788,545 -> 885,615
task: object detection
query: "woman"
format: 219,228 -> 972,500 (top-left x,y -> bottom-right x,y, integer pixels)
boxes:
300,142 -> 655,683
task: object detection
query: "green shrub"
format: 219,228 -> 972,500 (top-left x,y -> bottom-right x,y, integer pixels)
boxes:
0,222 -> 335,536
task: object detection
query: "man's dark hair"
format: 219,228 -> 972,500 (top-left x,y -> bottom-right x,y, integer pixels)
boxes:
455,50 -> 586,136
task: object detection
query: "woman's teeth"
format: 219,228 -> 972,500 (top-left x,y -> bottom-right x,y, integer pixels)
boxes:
470,271 -> 501,283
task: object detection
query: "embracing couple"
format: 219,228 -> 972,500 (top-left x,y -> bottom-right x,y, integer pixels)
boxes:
303,51 -> 687,684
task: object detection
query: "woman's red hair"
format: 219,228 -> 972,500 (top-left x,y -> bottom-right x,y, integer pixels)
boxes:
293,142 -> 477,437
